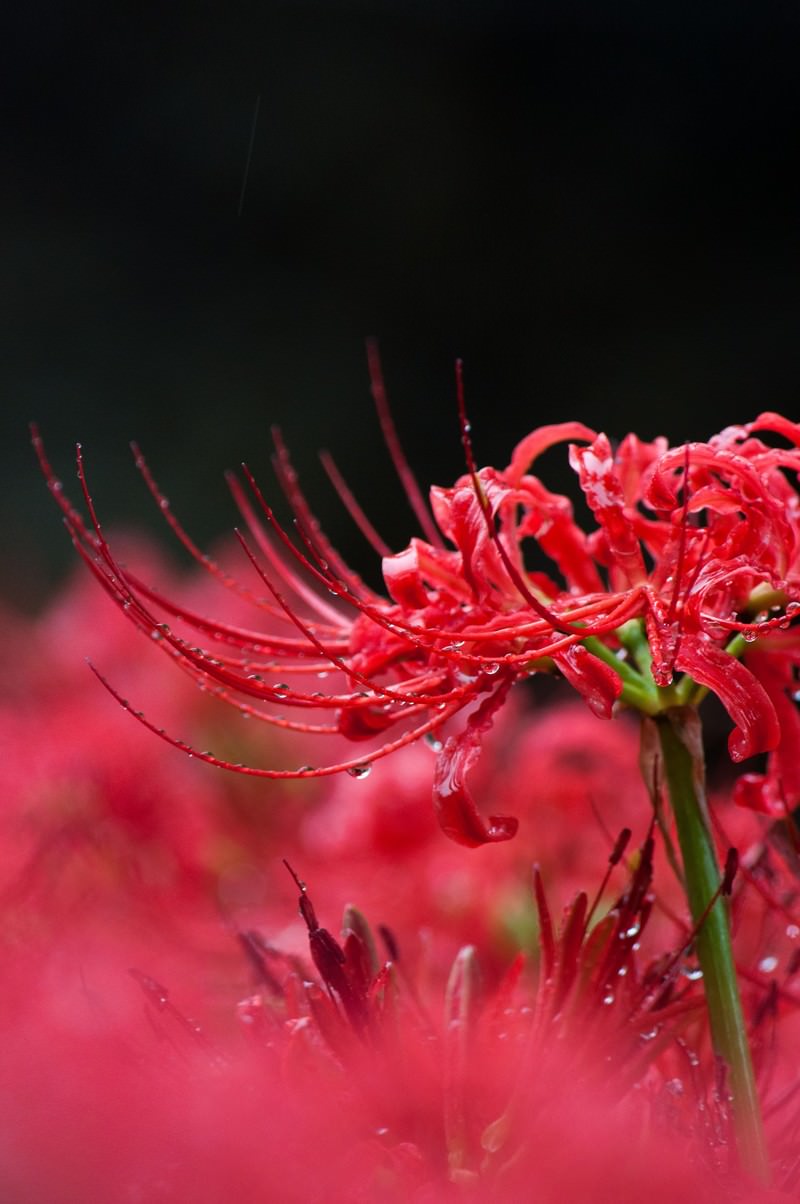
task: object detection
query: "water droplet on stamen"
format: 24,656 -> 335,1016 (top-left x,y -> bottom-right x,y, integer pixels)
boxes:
346,764 -> 372,779
425,732 -> 444,753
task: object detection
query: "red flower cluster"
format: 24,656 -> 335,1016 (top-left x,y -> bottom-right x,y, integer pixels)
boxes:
33,389 -> 800,846
4,830 -> 798,1202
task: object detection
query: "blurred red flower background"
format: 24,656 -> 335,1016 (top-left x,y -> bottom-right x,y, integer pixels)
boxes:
6,402 -> 800,1201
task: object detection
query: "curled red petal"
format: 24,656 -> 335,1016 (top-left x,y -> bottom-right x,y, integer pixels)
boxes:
747,411 -> 800,447
432,679 -> 519,847
674,636 -> 780,761
437,483 -> 489,598
382,545 -> 429,609
507,421 -> 597,486
552,644 -> 623,719
569,435 -> 646,586
739,649 -> 800,812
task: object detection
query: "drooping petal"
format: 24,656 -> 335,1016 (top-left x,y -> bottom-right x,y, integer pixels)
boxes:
432,680 -> 519,847
552,644 -> 623,719
732,648 -> 800,815
674,635 -> 780,761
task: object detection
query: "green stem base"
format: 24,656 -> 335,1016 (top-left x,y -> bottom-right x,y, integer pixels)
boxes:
654,709 -> 768,1184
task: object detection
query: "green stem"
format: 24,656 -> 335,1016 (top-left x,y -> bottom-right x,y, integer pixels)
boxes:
654,708 -> 769,1183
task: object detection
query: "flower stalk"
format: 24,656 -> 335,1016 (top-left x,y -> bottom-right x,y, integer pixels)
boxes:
652,708 -> 768,1184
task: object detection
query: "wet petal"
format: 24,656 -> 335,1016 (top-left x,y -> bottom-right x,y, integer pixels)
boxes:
569,435 -> 646,586
675,636 -> 780,761
432,680 -> 519,847
552,644 -> 622,719
382,545 -> 429,610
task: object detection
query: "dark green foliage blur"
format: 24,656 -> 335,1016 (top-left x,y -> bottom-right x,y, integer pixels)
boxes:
6,1 -> 800,608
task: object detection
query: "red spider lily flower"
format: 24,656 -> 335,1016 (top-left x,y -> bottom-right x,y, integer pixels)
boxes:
34,362 -> 800,845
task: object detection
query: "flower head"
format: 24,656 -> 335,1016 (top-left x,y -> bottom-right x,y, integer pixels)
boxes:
34,365 -> 800,844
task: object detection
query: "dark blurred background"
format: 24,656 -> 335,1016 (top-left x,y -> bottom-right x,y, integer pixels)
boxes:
5,1 -> 800,611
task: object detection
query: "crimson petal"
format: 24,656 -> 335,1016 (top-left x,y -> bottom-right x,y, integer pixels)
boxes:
432,679 -> 519,847
552,644 -> 623,719
674,635 -> 780,761
507,421 -> 596,485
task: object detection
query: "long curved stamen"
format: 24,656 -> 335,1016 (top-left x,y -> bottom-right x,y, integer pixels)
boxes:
319,449 -> 392,559
365,337 -> 444,549
88,660 -> 464,780
271,426 -> 379,602
239,462 -> 504,696
124,573 -> 351,655
234,525 -> 444,711
225,467 -> 349,628
130,442 -> 305,625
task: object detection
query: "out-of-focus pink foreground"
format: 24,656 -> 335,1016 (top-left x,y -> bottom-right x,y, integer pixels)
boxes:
3,538 -> 800,1202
